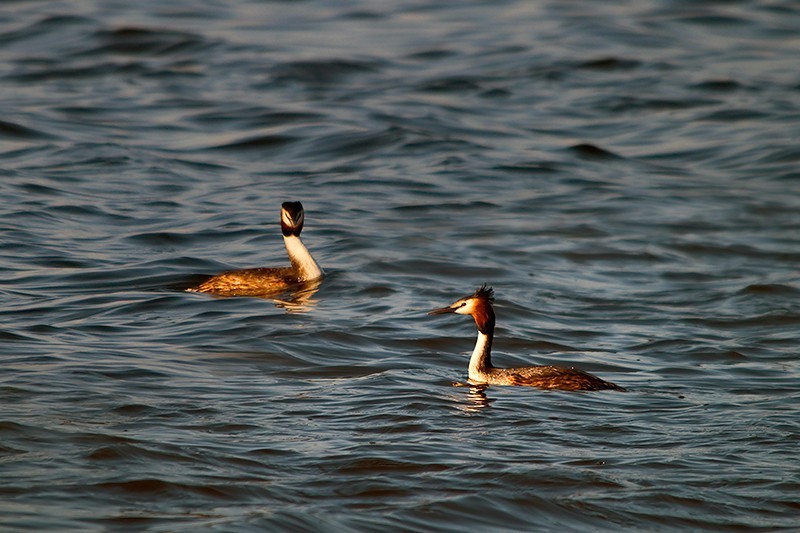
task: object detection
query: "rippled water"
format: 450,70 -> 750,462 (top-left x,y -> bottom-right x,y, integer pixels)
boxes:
2,0 -> 800,530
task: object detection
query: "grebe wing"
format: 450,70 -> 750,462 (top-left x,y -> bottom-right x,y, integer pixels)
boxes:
189,267 -> 296,295
506,366 -> 624,391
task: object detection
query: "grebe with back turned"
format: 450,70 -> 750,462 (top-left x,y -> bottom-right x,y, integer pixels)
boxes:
187,201 -> 324,297
428,285 -> 624,391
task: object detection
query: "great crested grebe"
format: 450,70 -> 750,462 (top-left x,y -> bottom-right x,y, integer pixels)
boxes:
187,201 -> 324,296
428,285 -> 624,391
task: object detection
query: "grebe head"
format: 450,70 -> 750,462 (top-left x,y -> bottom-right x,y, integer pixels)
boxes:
428,284 -> 495,334
281,201 -> 305,237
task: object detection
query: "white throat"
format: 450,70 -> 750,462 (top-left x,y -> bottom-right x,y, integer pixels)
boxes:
284,235 -> 324,281
468,331 -> 492,381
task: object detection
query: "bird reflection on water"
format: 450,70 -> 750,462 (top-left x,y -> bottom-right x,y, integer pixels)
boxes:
271,279 -> 323,313
453,381 -> 493,411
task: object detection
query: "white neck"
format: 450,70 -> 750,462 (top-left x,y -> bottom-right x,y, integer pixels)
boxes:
283,235 -> 324,281
468,331 -> 493,381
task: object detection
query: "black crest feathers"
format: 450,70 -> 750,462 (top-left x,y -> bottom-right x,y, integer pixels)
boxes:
474,284 -> 494,302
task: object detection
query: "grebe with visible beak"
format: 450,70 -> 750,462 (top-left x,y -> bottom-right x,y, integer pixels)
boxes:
429,285 -> 624,391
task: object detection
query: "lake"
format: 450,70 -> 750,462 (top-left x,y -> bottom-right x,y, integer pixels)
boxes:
1,0 -> 799,530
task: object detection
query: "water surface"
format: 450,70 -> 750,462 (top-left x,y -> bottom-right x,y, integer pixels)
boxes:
1,0 -> 799,531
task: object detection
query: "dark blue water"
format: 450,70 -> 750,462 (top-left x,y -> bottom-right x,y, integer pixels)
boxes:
2,0 -> 799,530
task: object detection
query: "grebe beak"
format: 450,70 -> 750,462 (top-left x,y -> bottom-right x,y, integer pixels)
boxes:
428,306 -> 456,315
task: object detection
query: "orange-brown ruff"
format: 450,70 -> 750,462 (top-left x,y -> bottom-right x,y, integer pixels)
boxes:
187,201 -> 324,297
428,285 -> 624,391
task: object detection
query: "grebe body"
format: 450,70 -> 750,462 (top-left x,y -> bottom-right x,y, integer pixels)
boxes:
428,285 -> 623,391
187,201 -> 324,296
